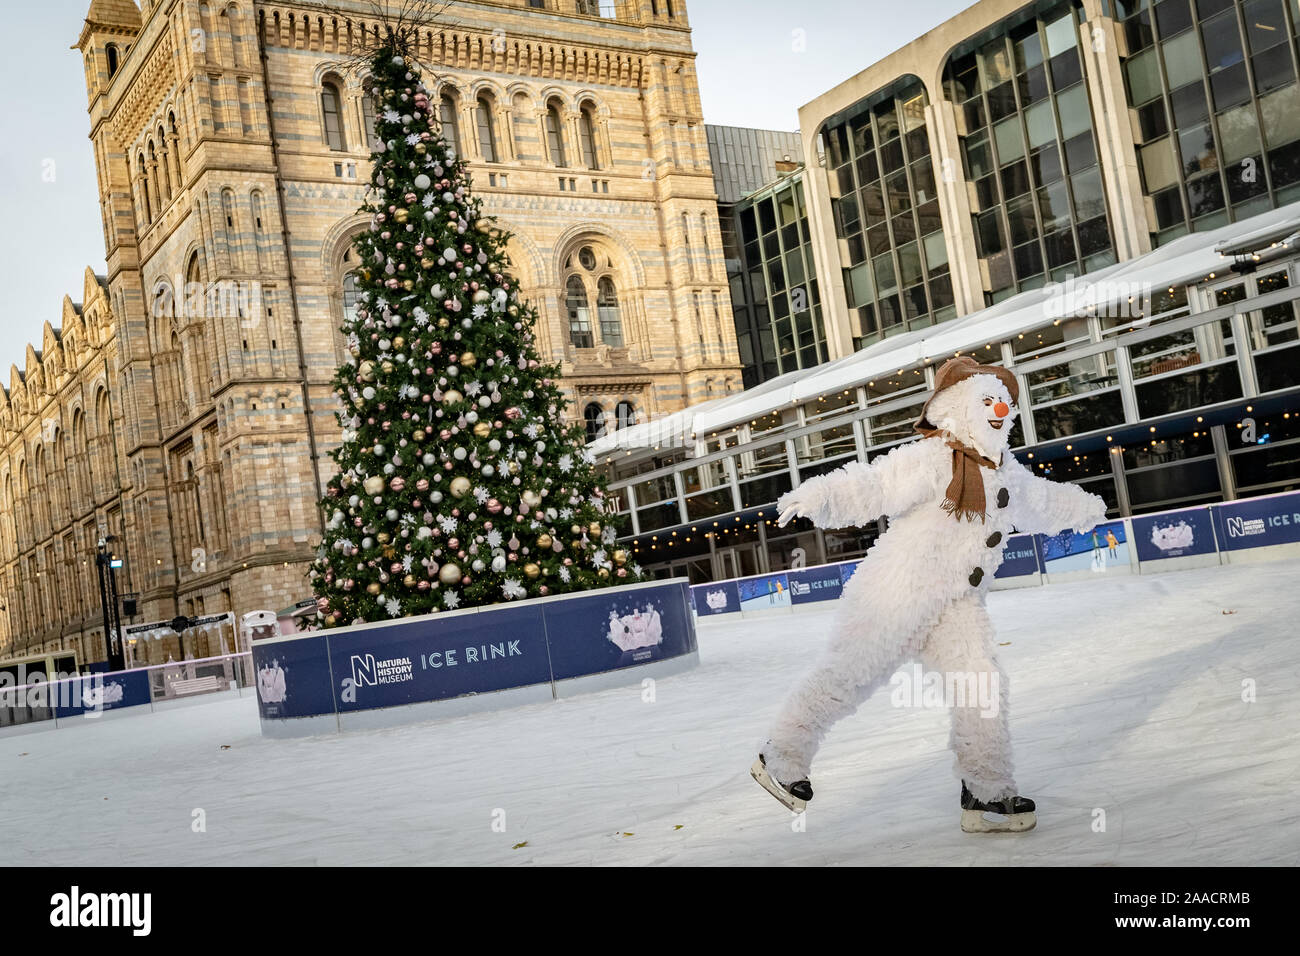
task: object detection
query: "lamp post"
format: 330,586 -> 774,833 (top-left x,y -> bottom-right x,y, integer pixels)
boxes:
95,537 -> 126,671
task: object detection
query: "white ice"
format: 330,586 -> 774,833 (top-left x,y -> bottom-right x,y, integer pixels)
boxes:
2,559 -> 1298,866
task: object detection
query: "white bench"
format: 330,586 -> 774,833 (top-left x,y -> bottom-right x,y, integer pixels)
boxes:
170,676 -> 222,696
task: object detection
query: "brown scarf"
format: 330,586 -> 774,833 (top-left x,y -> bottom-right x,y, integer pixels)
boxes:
918,429 -> 999,522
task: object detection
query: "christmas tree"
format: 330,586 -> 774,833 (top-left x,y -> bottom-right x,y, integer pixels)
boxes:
311,42 -> 639,627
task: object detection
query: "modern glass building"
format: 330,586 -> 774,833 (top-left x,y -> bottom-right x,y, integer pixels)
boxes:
590,0 -> 1300,582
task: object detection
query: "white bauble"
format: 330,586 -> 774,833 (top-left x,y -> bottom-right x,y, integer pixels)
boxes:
431,491 -> 444,503
453,447 -> 467,460
386,509 -> 399,521
443,247 -> 456,260
362,386 -> 376,400
383,463 -> 395,475
423,453 -> 436,466
362,537 -> 374,549
414,174 -> 431,190
488,439 -> 501,452
363,475 -> 385,496
482,465 -> 494,476
472,560 -> 485,573
479,396 -> 492,408
438,563 -> 462,585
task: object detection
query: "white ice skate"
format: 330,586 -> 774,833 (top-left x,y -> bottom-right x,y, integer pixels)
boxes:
959,781 -> 1036,833
750,753 -> 812,813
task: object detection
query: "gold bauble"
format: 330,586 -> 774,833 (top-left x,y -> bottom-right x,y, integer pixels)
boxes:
403,574 -> 417,587
598,568 -> 610,579
523,562 -> 540,579
570,524 -> 582,536
507,461 -> 520,475
402,279 -> 415,291
360,267 -> 372,281
521,490 -> 542,508
393,336 -> 405,349
414,142 -> 427,155
358,360 -> 376,382
588,521 -> 602,536
362,475 -> 385,496
459,351 -> 477,368
443,389 -> 463,405
367,582 -> 382,595
420,257 -> 435,269
570,539 -> 583,551
537,533 -> 553,550
449,476 -> 473,498
383,546 -> 396,560
612,549 -> 627,565
376,532 -> 391,544
438,317 -> 450,328
473,421 -> 491,438
381,361 -> 394,374
413,429 -> 427,442
393,208 -> 409,223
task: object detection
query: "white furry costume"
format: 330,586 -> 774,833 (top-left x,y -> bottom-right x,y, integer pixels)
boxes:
765,359 -> 1107,804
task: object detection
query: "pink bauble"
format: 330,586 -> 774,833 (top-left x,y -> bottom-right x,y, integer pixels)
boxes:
415,478 -> 429,492
486,498 -> 502,514
390,477 -> 405,491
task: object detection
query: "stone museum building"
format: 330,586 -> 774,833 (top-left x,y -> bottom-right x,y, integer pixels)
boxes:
0,0 -> 739,662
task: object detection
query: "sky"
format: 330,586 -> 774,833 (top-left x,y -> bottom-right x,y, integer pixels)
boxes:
0,0 -> 972,376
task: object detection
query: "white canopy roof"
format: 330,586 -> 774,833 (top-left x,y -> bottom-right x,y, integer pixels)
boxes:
590,201 -> 1300,455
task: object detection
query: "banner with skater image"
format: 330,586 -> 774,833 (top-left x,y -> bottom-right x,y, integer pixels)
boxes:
691,581 -> 740,617
1038,520 -> 1130,574
251,635 -> 335,721
737,573 -> 792,611
1132,508 -> 1218,562
52,669 -> 153,719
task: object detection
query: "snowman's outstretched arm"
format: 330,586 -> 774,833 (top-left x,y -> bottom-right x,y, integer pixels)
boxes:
775,438 -> 945,529
1002,456 -> 1108,534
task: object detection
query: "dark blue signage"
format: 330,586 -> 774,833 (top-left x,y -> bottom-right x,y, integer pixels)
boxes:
545,582 -> 696,678
1132,508 -> 1218,562
53,668 -> 153,719
788,565 -> 845,604
994,534 -> 1041,578
692,581 -> 740,616
1212,494 -> 1300,551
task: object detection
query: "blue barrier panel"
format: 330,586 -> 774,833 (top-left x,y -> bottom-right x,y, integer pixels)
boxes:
1039,520 -> 1130,573
329,605 -> 552,712
252,634 -> 335,721
839,561 -> 861,585
788,565 -> 845,605
692,580 -> 740,616
1212,493 -> 1300,551
1132,507 -> 1219,562
545,581 -> 695,677
53,669 -> 153,719
995,534 -> 1041,578
737,573 -> 791,611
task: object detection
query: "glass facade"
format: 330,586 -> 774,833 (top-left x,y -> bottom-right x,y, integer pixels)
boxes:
821,80 -> 955,347
945,2 -> 1117,301
1116,0 -> 1300,243
720,173 -> 828,386
604,255 -> 1300,579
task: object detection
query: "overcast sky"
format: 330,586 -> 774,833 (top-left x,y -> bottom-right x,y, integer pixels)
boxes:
0,0 -> 971,375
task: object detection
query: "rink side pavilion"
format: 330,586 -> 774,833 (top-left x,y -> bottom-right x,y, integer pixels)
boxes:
592,204 -> 1300,580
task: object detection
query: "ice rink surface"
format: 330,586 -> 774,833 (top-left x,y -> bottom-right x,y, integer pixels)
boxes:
3,559 -> 1298,866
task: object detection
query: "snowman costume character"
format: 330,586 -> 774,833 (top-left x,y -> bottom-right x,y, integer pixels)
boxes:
751,357 -> 1107,831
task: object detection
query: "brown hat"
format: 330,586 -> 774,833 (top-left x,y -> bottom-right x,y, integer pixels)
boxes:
915,356 -> 1019,434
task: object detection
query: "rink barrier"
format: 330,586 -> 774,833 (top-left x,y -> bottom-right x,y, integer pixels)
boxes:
251,578 -> 698,737
0,652 -> 253,736
689,489 -> 1300,617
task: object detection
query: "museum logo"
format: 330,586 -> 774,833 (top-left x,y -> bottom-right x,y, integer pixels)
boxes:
351,654 -> 415,687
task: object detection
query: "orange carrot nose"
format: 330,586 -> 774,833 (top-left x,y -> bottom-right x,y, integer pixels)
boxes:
994,402 -> 1010,418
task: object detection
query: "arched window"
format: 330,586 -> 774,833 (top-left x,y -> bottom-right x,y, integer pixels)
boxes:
476,95 -> 498,162
545,100 -> 567,167
512,93 -> 532,160
597,276 -> 623,346
584,403 -> 606,442
342,271 -> 360,324
106,44 -> 119,77
566,275 -> 593,348
615,401 -> 636,430
227,4 -> 246,68
361,87 -> 378,146
250,190 -> 267,270
579,105 -> 599,169
137,153 -> 152,223
321,78 -> 345,150
439,94 -> 462,156
156,126 -> 172,203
